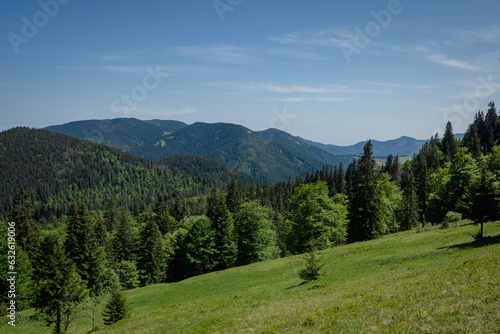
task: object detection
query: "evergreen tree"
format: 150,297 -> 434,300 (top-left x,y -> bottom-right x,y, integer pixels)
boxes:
347,140 -> 384,242
336,162 -> 346,194
104,197 -> 119,232
207,182 -> 236,270
9,188 -> 39,264
33,232 -> 87,334
153,194 -> 176,235
111,210 -> 136,263
64,202 -> 104,293
441,121 -> 458,162
391,155 -> 402,186
226,178 -> 242,214
138,212 -> 165,285
297,240 -> 324,281
103,288 -> 129,325
399,171 -> 419,230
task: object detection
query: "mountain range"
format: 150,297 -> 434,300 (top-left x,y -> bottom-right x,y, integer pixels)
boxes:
44,118 -> 445,183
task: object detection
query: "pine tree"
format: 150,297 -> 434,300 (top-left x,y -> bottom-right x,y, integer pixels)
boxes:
64,202 -> 104,292
297,240 -> 324,281
470,165 -> 500,238
103,288 -> 129,325
441,121 -> 458,162
226,178 -> 242,214
138,212 -> 165,285
9,188 -> 39,264
33,233 -> 87,334
153,194 -> 176,234
399,171 -> 419,230
112,210 -> 136,263
104,197 -> 119,232
348,141 -> 384,242
207,182 -> 236,270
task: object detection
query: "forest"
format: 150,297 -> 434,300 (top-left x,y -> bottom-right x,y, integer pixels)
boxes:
1,102 -> 499,333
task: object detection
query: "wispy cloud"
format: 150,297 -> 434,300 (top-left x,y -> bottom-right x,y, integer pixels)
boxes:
272,97 -> 349,102
359,80 -> 443,90
426,53 -> 482,71
456,25 -> 500,43
171,44 -> 252,64
207,82 -> 360,94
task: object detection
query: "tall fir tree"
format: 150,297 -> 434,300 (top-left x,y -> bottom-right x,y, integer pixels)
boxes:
226,178 -> 242,214
9,188 -> 39,264
347,141 -> 384,242
207,182 -> 236,270
138,212 -> 165,285
399,171 -> 419,230
441,121 -> 458,162
33,232 -> 87,334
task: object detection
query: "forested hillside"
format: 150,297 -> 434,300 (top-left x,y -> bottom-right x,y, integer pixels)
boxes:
0,128 -> 208,221
132,122 -> 354,183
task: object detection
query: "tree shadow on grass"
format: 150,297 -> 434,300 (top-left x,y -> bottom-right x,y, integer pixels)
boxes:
440,234 -> 500,250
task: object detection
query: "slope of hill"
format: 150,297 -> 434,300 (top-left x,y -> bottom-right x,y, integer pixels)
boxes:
0,127 -> 205,218
10,220 -> 500,333
258,128 -> 353,168
45,118 -> 166,152
162,154 -> 261,185
132,122 -> 354,183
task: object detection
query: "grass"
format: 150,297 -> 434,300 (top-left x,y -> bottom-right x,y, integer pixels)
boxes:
3,220 -> 500,333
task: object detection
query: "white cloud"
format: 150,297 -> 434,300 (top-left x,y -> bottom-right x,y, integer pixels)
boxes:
427,53 -> 482,71
171,44 -> 252,64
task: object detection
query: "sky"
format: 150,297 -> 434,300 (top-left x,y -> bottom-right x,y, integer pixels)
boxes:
1,0 -> 500,145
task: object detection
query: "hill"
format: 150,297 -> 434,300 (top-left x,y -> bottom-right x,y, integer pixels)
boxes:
0,128 -> 207,218
8,220 -> 500,333
144,119 -> 188,133
161,154 -> 261,185
132,122 -> 354,183
45,118 -> 166,152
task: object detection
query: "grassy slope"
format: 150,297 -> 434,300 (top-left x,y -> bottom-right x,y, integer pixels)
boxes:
5,221 -> 500,333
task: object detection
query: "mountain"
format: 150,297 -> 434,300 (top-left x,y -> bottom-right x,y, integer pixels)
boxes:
45,118 -> 166,152
258,128 -> 353,167
132,122 -> 354,183
144,119 -> 188,133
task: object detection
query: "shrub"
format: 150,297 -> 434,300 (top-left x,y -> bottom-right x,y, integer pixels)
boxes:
443,211 -> 462,227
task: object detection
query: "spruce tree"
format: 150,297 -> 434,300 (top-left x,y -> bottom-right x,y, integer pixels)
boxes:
9,188 -> 39,264
347,141 -> 383,242
441,121 -> 458,162
226,178 -> 242,214
33,233 -> 87,334
207,182 -> 236,270
399,171 -> 419,230
103,288 -> 129,325
138,212 -> 165,285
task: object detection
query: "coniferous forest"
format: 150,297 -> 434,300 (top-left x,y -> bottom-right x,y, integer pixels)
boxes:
1,102 -> 500,333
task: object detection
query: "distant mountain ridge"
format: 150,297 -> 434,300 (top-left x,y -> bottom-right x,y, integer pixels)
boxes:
43,118 -> 459,182
132,122 -> 354,183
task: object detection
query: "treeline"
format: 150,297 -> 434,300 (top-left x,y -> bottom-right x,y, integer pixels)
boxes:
1,102 -> 500,332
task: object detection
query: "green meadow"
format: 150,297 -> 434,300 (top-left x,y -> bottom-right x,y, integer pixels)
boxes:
4,220 -> 500,333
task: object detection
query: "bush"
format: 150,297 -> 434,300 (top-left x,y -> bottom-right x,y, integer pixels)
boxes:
443,211 -> 462,227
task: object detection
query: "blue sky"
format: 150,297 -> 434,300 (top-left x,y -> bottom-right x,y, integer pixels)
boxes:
1,0 -> 500,145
